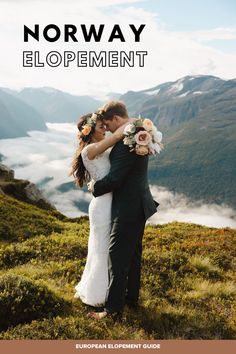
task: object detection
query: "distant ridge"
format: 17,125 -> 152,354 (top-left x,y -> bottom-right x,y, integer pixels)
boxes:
0,89 -> 46,139
120,75 -> 236,208
16,87 -> 102,123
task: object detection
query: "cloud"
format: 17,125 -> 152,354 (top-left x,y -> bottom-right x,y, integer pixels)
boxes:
49,189 -> 92,218
178,27 -> 236,42
0,123 -> 77,187
0,0 -> 143,3
0,124 -> 235,228
0,123 -> 88,215
149,186 -> 236,229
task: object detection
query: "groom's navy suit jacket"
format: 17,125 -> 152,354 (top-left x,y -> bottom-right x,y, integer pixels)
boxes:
93,140 -> 158,222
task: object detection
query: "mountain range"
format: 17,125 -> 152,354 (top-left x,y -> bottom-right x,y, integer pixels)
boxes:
0,87 -> 102,138
120,75 -> 236,208
0,75 -> 235,208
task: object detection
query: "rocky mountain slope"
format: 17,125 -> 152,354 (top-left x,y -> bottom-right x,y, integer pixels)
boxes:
121,75 -> 236,208
0,89 -> 46,139
0,163 -> 55,211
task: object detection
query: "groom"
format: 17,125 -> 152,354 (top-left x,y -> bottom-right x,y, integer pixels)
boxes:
88,101 -> 158,320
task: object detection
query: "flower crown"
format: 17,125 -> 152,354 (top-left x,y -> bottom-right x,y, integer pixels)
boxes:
78,111 -> 104,140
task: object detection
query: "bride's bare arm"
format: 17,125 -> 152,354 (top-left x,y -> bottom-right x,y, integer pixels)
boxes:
86,120 -> 134,160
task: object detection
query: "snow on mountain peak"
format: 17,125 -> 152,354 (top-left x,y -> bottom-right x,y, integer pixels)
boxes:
168,78 -> 185,94
145,88 -> 160,95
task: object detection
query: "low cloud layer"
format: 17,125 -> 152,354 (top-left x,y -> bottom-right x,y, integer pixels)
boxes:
149,186 -> 236,228
0,123 -> 235,228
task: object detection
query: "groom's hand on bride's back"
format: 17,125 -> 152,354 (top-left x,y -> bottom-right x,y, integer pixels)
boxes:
87,179 -> 95,193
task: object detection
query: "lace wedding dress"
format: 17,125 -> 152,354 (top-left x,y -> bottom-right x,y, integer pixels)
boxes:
74,146 -> 112,306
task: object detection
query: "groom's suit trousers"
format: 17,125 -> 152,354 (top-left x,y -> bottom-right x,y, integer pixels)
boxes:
104,214 -> 146,313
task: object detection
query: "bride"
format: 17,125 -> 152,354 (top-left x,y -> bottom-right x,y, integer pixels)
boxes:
70,112 -> 129,307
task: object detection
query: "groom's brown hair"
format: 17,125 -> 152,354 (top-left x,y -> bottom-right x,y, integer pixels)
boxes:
99,100 -> 128,120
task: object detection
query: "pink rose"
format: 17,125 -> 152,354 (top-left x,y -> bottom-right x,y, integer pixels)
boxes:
134,130 -> 151,146
143,118 -> 153,131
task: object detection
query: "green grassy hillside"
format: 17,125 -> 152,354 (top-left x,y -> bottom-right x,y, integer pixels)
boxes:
0,193 -> 235,339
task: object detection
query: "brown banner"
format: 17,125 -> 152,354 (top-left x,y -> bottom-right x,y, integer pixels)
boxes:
0,340 -> 235,354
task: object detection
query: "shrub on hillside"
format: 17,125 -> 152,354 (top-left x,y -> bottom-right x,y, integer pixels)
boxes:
0,194 -> 64,241
0,234 -> 87,269
0,274 -> 71,331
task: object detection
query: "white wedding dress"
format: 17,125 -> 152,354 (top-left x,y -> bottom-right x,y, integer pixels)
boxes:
74,146 -> 112,306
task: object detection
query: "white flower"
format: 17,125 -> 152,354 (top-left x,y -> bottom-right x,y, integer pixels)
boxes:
154,143 -> 162,154
124,123 -> 136,135
91,113 -> 97,121
152,127 -> 162,143
148,141 -> 162,154
148,141 -> 155,155
123,136 -> 131,145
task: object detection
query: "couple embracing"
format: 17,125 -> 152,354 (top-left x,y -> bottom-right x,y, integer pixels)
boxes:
70,101 -> 161,321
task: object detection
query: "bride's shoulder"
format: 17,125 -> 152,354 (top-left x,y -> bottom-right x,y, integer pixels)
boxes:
81,143 -> 98,161
81,145 -> 90,159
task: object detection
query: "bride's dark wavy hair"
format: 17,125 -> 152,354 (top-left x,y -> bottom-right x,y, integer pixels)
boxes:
69,113 -> 100,187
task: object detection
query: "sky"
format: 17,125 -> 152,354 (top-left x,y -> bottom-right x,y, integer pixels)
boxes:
0,0 -> 236,98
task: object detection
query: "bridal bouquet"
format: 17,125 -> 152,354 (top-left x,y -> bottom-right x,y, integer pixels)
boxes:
123,118 -> 163,156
